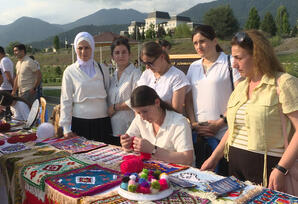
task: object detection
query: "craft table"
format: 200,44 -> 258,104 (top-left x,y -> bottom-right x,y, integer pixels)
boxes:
0,137 -> 298,204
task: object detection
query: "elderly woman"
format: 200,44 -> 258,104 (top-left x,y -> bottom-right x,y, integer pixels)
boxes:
59,32 -> 112,143
120,85 -> 194,166
137,42 -> 189,113
108,37 -> 141,145
201,30 -> 298,195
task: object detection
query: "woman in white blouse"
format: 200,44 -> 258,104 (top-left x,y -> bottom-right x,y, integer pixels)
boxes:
120,86 -> 194,165
108,37 -> 141,145
137,42 -> 189,113
59,32 -> 112,143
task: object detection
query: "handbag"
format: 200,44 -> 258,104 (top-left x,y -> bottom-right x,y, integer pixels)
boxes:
277,77 -> 298,196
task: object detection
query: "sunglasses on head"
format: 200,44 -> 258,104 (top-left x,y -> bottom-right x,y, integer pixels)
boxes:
141,55 -> 160,68
234,32 -> 253,48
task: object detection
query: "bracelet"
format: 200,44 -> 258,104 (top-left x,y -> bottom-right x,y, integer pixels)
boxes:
274,164 -> 288,175
113,104 -> 116,111
151,145 -> 157,155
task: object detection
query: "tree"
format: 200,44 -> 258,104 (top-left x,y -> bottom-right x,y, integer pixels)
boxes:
276,6 -> 291,36
245,7 -> 260,30
290,25 -> 297,37
203,5 -> 239,39
53,35 -> 60,50
260,12 -> 277,36
174,24 -> 192,38
145,24 -> 156,39
156,25 -> 166,39
5,41 -> 20,56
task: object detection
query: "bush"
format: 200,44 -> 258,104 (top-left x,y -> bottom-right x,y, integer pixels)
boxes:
270,36 -> 282,47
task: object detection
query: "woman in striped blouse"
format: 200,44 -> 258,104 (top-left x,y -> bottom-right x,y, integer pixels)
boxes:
201,30 -> 298,195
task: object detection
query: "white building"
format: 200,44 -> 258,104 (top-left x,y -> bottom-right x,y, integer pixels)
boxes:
128,11 -> 197,35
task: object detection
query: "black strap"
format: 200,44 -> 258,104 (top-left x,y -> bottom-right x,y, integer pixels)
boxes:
97,62 -> 106,89
227,55 -> 234,91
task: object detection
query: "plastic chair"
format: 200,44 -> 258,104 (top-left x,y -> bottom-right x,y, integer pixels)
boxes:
40,97 -> 47,123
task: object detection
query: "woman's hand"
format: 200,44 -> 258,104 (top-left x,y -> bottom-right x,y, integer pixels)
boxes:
63,132 -> 77,139
108,105 -> 116,117
201,154 -> 221,171
120,134 -> 133,151
132,137 -> 153,153
268,168 -> 285,191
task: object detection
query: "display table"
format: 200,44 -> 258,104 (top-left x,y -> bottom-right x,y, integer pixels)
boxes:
0,136 -> 298,204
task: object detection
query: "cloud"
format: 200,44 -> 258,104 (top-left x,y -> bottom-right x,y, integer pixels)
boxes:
0,0 -> 214,25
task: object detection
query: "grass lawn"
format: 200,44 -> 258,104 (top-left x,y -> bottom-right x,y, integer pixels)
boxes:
43,89 -> 61,97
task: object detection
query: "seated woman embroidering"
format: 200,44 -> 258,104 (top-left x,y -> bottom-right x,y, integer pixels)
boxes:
120,85 -> 194,166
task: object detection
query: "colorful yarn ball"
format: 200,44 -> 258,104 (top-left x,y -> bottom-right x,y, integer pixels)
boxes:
129,174 -> 137,181
140,152 -> 151,160
148,175 -> 154,182
160,173 -> 169,180
120,182 -> 128,190
159,179 -> 169,190
140,180 -> 150,188
128,184 -> 137,192
122,176 -> 130,183
37,122 -> 55,140
138,186 -> 151,194
142,169 -> 149,174
120,155 -> 144,174
138,178 -> 146,184
140,172 -> 148,180
128,179 -> 136,186
151,180 -> 161,190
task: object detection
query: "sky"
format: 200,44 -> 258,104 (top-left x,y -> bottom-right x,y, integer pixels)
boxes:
0,0 -> 214,25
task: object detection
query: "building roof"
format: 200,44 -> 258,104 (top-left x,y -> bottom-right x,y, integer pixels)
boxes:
147,11 -> 170,19
93,32 -> 137,46
130,21 -> 145,26
170,15 -> 191,22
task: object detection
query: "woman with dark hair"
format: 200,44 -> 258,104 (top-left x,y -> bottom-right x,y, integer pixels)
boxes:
201,30 -> 298,195
0,90 -> 30,121
137,41 -> 189,113
120,85 -> 194,165
108,37 -> 141,145
185,24 -> 241,173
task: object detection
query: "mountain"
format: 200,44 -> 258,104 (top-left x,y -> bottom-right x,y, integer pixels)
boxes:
62,8 -> 146,30
30,24 -> 128,49
180,0 -> 298,27
0,17 -> 64,47
0,8 -> 146,47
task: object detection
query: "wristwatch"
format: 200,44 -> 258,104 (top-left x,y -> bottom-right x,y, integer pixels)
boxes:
274,164 -> 288,175
220,114 -> 227,124
151,145 -> 157,155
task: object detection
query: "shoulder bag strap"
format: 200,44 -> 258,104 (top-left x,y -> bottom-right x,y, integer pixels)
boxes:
227,55 -> 235,91
97,62 -> 106,90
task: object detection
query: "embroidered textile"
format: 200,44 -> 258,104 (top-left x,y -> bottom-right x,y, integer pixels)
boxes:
154,190 -> 210,204
89,194 -> 136,204
143,160 -> 188,174
0,143 -> 29,154
0,145 -> 69,204
171,168 -> 261,203
50,136 -> 107,153
22,156 -> 87,191
73,145 -> 134,170
247,189 -> 298,204
45,164 -> 122,201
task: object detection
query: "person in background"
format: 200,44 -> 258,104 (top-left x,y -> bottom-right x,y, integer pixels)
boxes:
137,41 -> 189,113
0,91 -> 30,121
108,37 -> 141,145
158,39 -> 172,53
59,32 -> 113,143
12,44 -> 42,106
29,55 -> 43,99
0,46 -> 13,119
121,85 -> 194,166
201,30 -> 298,193
185,25 -> 241,175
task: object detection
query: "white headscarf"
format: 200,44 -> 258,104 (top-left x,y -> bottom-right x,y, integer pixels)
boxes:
74,32 -> 96,77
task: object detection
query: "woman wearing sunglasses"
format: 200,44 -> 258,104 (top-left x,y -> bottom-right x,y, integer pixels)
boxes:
120,85 -> 194,165
201,30 -> 298,194
107,37 -> 141,145
137,41 -> 189,113
185,24 -> 241,174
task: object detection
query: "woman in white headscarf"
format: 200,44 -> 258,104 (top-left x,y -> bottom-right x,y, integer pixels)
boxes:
59,32 -> 112,143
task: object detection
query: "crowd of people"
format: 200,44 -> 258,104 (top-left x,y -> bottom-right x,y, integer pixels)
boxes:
0,24 -> 297,195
